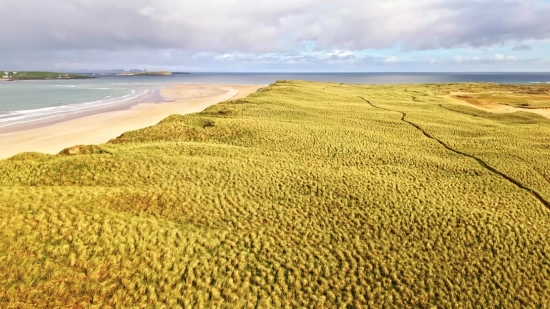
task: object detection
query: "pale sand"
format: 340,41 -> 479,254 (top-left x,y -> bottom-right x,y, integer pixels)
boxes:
0,84 -> 264,159
447,95 -> 550,119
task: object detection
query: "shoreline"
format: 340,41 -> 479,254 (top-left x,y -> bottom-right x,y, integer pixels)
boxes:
0,86 -> 170,135
0,83 -> 264,159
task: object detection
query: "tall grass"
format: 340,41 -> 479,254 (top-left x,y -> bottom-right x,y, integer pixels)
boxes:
1,81 -> 549,308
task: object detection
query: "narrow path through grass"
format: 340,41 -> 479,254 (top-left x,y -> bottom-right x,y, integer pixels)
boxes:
359,96 -> 550,210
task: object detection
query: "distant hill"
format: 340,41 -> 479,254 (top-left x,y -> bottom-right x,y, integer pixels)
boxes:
116,71 -> 172,76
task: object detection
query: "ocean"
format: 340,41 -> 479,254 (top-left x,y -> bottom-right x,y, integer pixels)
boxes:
1,72 -> 550,132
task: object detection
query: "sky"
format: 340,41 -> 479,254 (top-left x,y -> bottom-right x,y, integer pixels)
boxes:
1,0 -> 550,72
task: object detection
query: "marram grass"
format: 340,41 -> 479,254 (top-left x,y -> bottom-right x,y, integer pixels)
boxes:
1,81 -> 550,308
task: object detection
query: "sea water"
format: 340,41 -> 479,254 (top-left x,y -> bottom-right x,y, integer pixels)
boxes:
1,72 -> 550,130
0,76 -> 161,129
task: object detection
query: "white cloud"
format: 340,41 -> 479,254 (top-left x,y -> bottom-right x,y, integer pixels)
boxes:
448,54 -> 521,65
491,54 -> 517,61
384,56 -> 400,64
326,50 -> 354,58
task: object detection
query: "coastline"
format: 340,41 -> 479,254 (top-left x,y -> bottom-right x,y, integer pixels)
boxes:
0,84 -> 263,159
0,86 -> 170,134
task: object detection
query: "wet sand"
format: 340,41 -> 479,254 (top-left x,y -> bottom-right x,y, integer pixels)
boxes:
0,84 -> 263,159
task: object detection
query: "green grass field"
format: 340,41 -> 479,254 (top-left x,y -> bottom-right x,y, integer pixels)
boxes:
1,81 -> 549,308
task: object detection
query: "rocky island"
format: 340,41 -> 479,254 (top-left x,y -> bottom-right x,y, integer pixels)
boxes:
116,71 -> 173,76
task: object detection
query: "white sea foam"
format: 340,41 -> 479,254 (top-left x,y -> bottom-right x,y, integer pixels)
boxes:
0,114 -> 62,128
0,89 -> 150,129
55,85 -> 110,90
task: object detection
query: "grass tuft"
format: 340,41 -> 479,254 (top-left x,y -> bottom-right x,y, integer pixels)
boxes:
59,145 -> 111,156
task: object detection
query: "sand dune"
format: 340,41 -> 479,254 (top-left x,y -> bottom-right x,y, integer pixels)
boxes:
448,94 -> 550,119
0,84 -> 263,159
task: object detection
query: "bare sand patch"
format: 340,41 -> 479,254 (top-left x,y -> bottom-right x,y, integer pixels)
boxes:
448,94 -> 550,119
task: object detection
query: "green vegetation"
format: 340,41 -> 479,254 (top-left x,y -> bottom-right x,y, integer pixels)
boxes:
1,81 -> 550,308
117,71 -> 173,76
1,71 -> 94,80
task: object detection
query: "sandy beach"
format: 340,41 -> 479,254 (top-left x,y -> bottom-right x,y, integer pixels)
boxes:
0,84 -> 263,159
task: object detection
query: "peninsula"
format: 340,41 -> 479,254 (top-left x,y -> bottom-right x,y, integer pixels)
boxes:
1,71 -> 95,80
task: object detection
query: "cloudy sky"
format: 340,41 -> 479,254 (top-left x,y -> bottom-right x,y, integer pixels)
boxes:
1,0 -> 550,72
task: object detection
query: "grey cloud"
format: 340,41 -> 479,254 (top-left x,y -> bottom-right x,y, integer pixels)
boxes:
302,0 -> 550,51
2,0 -> 550,52
512,44 -> 532,51
1,0 -> 550,69
0,0 -> 320,53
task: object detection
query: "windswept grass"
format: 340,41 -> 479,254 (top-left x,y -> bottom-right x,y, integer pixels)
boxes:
1,81 -> 550,308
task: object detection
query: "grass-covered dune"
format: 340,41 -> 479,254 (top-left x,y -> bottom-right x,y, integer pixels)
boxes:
1,81 -> 550,308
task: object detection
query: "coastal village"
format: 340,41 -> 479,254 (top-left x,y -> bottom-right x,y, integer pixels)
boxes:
2,71 -> 15,80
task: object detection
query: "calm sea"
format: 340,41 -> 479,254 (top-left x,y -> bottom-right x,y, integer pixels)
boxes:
1,72 -> 549,131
